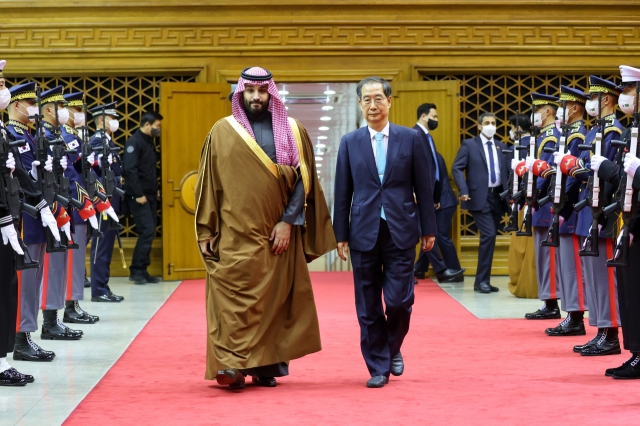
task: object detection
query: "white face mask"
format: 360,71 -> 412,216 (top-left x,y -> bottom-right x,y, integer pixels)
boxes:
56,107 -> 69,125
555,120 -> 562,130
533,113 -> 542,127
481,124 -> 496,139
72,111 -> 85,127
618,93 -> 636,115
108,119 -> 119,133
509,129 -> 516,141
556,107 -> 565,121
585,99 -> 599,117
0,88 -> 11,110
25,104 -> 39,123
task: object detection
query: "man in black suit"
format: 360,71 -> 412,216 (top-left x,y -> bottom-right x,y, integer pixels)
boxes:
452,112 -> 511,293
413,103 -> 464,282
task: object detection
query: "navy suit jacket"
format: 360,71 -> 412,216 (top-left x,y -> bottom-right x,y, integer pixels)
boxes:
451,135 -> 511,212
333,123 -> 437,252
412,124 -> 439,203
435,152 -> 458,210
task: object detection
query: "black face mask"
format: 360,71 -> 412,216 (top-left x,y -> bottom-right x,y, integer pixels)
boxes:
150,127 -> 161,138
427,118 -> 438,131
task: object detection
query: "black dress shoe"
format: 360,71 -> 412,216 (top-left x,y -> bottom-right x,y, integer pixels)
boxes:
92,294 -> 120,303
437,269 -> 465,283
8,368 -> 34,383
366,375 -> 389,388
390,352 -> 404,376
605,354 -> 636,377
13,332 -> 55,362
474,282 -> 492,293
129,274 -> 148,285
545,316 -> 586,336
414,271 -> 426,280
252,376 -> 277,387
216,368 -> 246,389
64,301 -> 99,324
525,305 -> 561,320
612,355 -> 640,380
143,272 -> 161,284
0,369 -> 27,386
108,291 -> 125,302
573,331 -> 602,353
41,311 -> 83,341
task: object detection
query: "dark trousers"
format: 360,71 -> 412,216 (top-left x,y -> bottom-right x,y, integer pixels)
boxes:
616,241 -> 640,353
414,205 -> 461,274
468,190 -> 503,285
0,242 -> 17,358
351,219 -> 415,377
90,218 -> 116,298
126,197 -> 157,275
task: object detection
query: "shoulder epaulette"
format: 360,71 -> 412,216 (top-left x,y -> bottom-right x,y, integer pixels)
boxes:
604,126 -> 622,135
537,136 -> 557,158
567,132 -> 585,144
63,123 -> 76,135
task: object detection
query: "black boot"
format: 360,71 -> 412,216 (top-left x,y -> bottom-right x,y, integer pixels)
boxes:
545,312 -> 586,336
612,354 -> 640,380
64,301 -> 99,324
41,310 -> 83,340
605,353 -> 637,377
13,332 -> 55,362
581,327 -> 621,356
525,300 -> 561,320
573,329 -> 603,353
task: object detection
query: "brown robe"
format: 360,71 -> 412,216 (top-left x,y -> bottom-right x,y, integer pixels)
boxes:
195,116 -> 336,379
508,209 -> 539,298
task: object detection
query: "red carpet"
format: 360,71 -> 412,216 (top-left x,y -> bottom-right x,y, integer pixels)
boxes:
65,273 -> 639,426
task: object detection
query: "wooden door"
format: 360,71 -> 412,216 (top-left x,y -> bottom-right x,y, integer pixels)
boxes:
160,82 -> 231,281
389,80 -> 461,256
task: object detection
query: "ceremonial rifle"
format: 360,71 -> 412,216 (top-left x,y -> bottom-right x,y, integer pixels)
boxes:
516,107 -> 539,237
603,82 -> 640,267
574,92 -> 605,256
501,111 -> 526,232
0,130 -> 39,269
541,100 -> 570,247
33,85 -> 68,253
79,101 -> 105,239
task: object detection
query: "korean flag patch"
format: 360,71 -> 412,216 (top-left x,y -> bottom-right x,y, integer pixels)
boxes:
67,140 -> 80,150
18,144 -> 31,154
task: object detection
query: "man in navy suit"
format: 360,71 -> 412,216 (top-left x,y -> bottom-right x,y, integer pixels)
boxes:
412,103 -> 464,282
334,77 -> 437,388
452,113 -> 511,293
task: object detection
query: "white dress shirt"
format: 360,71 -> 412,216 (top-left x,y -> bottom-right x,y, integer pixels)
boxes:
480,133 -> 501,187
368,122 -> 389,163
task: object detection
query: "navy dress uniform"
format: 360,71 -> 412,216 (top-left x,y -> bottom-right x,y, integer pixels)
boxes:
545,86 -> 590,336
60,91 -> 101,324
525,93 -> 565,320
12,85 -> 84,344
88,102 -> 125,303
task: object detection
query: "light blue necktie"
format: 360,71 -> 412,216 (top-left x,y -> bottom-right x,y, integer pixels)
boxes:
427,133 -> 440,181
375,132 -> 386,220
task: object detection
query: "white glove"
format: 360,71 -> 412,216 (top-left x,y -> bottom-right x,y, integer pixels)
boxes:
61,222 -> 72,242
511,158 -> 519,172
40,208 -> 61,242
5,152 -> 15,174
525,156 -> 535,170
86,152 -> 95,165
1,224 -> 24,255
44,155 -> 53,172
104,206 -> 119,222
623,154 -> 640,178
99,153 -> 113,165
30,160 -> 40,178
88,214 -> 99,229
590,155 -> 606,172
59,156 -> 68,171
552,151 -> 569,167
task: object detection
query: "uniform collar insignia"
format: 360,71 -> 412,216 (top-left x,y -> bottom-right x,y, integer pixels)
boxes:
8,119 -> 28,130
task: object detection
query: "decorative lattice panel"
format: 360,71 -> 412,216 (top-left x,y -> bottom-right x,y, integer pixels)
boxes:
423,73 -> 627,236
3,75 -> 197,238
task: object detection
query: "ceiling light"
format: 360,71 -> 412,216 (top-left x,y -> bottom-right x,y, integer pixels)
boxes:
324,90 -> 336,95
316,163 -> 323,168
317,136 -> 327,140
319,126 -> 329,131
316,143 -> 326,148
315,156 -> 323,161
322,106 -> 334,111
278,90 -> 289,95
320,116 -> 331,121
285,106 -> 289,110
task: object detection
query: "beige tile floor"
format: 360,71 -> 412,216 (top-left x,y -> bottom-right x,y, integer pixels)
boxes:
0,274 -> 548,425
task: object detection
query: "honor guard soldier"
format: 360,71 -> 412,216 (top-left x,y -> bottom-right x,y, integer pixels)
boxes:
523,93 -> 563,320
595,66 -> 640,378
545,86 -> 589,337
0,63 -> 49,383
5,83 -> 74,362
88,102 -> 124,303
60,91 -> 103,324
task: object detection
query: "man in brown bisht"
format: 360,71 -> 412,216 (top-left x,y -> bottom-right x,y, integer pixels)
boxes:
195,67 -> 336,390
